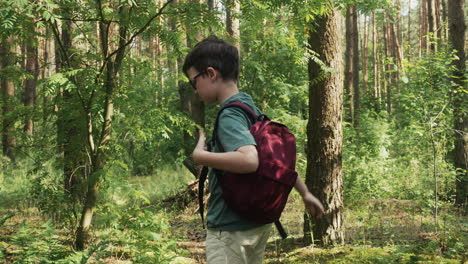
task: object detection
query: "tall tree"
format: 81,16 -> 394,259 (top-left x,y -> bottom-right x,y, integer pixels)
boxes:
305,7 -> 344,246
407,0 -> 412,59
448,0 -> 467,207
72,0 -> 175,249
0,36 -> 16,162
372,11 -> 380,102
178,0 -> 206,176
427,0 -> 436,51
419,0 -> 429,56
362,15 -> 369,96
53,7 -> 86,211
226,0 -> 240,54
23,22 -> 38,136
343,7 -> 353,124
351,5 -> 360,129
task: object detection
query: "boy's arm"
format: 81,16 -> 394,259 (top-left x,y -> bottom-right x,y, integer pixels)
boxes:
192,130 -> 259,174
294,177 -> 325,218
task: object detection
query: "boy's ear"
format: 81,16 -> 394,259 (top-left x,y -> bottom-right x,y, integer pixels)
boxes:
206,67 -> 218,80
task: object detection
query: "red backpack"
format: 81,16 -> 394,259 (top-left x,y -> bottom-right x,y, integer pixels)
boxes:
198,102 -> 298,239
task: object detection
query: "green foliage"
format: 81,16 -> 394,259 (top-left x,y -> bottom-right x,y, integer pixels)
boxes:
4,220 -> 70,263
344,49 -> 458,204
100,207 -> 181,263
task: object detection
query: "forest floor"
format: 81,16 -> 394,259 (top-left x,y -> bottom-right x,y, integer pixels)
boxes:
1,185 -> 467,263
169,193 -> 467,264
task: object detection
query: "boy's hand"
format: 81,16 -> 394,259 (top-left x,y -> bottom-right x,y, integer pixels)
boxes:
192,130 -> 207,163
302,192 -> 325,218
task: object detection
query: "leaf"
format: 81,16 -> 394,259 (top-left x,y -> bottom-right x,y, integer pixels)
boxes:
401,76 -> 409,84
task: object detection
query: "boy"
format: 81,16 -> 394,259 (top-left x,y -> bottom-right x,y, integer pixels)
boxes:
183,35 -> 324,264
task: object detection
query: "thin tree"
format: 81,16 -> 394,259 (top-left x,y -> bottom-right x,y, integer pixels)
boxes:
23,21 -> 38,136
407,0 -> 412,59
0,36 -> 16,162
362,15 -> 369,96
179,0 -> 206,176
351,5 -> 360,129
344,6 -> 353,124
372,11 -> 380,103
448,0 -> 467,208
427,0 -> 436,51
305,7 -> 344,246
226,0 -> 240,54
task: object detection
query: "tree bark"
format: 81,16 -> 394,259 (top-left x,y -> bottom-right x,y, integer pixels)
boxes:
53,13 -> 86,205
448,0 -> 467,208
178,0 -> 205,176
372,11 -> 380,103
226,0 -> 241,54
344,7 -> 353,124
351,6 -> 360,129
305,8 -> 344,247
427,0 -> 436,51
383,21 -> 392,113
24,24 -> 38,136
419,0 -> 429,56
362,15 -> 369,96
0,36 -> 16,162
407,0 -> 412,59
74,15 -> 128,249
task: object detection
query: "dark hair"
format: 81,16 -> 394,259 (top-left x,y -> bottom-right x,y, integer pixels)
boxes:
183,35 -> 239,82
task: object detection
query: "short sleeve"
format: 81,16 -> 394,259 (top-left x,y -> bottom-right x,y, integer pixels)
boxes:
217,108 -> 256,152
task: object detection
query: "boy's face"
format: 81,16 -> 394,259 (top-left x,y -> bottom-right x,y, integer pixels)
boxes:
187,67 -> 218,104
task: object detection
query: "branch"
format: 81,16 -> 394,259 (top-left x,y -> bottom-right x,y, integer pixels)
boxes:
106,0 -> 174,63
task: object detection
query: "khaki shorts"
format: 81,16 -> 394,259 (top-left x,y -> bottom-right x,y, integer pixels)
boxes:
206,224 -> 272,264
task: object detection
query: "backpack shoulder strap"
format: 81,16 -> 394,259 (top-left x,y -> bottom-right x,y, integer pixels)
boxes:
198,166 -> 209,228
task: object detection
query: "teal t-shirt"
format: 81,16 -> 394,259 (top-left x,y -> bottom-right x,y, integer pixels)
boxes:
206,92 -> 265,231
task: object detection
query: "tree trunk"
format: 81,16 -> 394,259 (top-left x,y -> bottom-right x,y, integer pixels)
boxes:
226,0 -> 241,55
372,11 -> 380,103
178,0 -> 205,176
419,0 -> 428,56
383,21 -> 392,113
362,15 -> 369,96
407,0 -> 412,59
75,16 -> 127,249
441,0 -> 448,41
53,14 -> 86,205
448,0 -> 467,208
24,25 -> 38,136
344,7 -> 353,124
305,8 -> 344,247
352,6 -> 360,129
427,0 -> 436,51
0,37 -> 16,162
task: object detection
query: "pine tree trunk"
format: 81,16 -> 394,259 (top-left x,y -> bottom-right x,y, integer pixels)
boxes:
448,0 -> 467,208
178,0 -> 205,174
24,24 -> 38,136
305,8 -> 344,247
352,6 -> 360,129
372,11 -> 379,102
383,21 -> 392,113
419,0 -> 429,56
0,36 -> 16,162
407,0 -> 412,59
344,7 -> 354,124
226,0 -> 240,55
427,0 -> 436,51
54,15 -> 86,203
441,0 -> 448,41
362,16 -> 369,96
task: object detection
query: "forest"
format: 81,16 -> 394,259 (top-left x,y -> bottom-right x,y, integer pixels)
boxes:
0,0 -> 466,263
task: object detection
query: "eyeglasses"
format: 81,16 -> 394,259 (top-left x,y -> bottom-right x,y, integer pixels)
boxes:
189,71 -> 205,90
